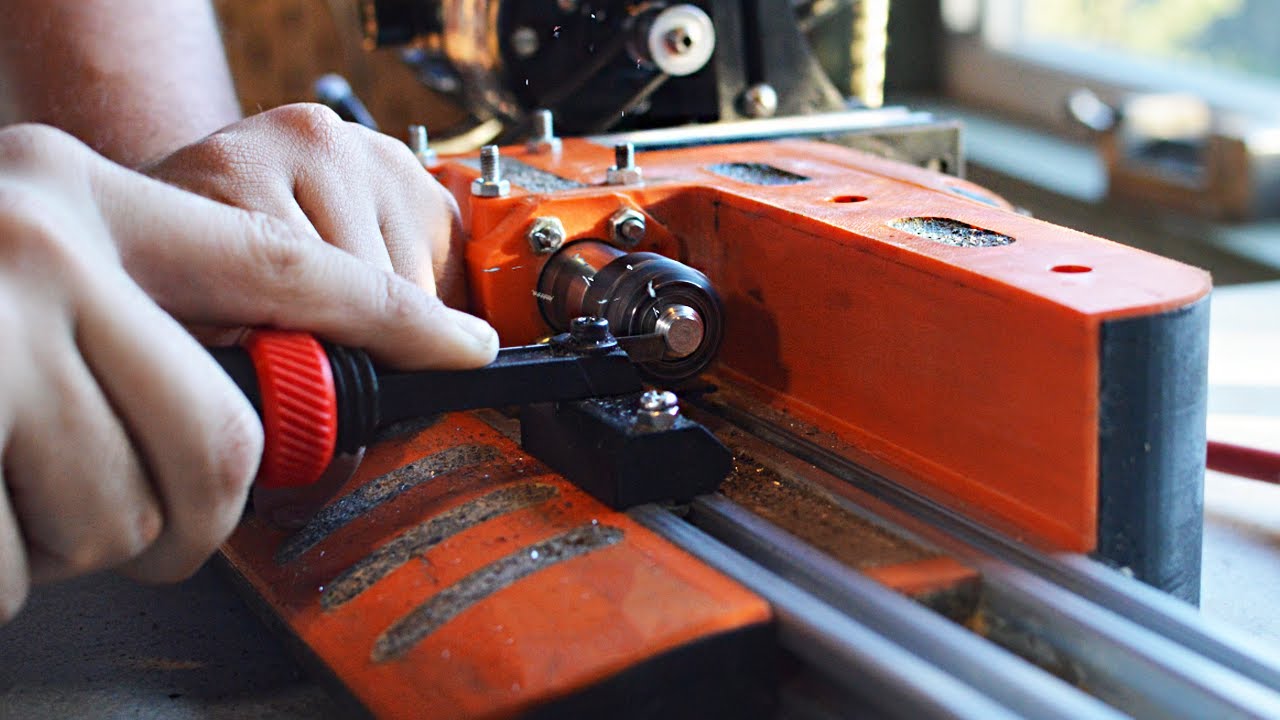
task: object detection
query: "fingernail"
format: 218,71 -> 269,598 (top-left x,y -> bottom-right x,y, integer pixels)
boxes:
448,308 -> 498,349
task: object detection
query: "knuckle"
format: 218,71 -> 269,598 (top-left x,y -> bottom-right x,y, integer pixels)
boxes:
378,274 -> 430,327
271,103 -> 345,155
0,188 -> 86,281
247,213 -> 309,281
176,131 -> 246,178
0,124 -> 80,171
197,400 -> 264,512
55,538 -> 115,576
128,503 -> 165,555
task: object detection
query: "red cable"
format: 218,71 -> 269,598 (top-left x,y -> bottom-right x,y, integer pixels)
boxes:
1206,440 -> 1280,485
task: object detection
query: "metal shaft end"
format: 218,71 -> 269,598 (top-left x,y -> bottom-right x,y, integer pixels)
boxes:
655,304 -> 705,358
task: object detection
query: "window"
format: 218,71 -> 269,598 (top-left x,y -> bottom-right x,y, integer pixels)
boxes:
942,0 -> 1280,133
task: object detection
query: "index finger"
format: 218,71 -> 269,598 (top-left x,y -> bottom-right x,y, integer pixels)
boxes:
96,163 -> 498,370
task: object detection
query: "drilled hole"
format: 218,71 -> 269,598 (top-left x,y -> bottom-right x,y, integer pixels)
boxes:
1052,265 -> 1093,274
831,194 -> 868,203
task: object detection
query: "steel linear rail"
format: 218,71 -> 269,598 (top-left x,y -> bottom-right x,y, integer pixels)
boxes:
628,505 -> 1024,720
686,493 -> 1280,719
696,396 -> 1280,694
686,494 -> 1123,720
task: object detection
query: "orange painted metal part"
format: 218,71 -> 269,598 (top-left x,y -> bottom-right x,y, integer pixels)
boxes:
435,138 -> 1211,552
222,414 -> 771,719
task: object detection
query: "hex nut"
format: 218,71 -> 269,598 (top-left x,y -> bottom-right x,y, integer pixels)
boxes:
471,177 -> 511,198
610,208 -> 647,246
606,166 -> 644,186
527,216 -> 567,254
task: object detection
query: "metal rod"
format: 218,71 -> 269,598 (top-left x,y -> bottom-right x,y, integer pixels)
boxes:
591,107 -> 936,148
688,494 -> 1125,720
629,504 -> 1025,720
694,396 -> 1280,693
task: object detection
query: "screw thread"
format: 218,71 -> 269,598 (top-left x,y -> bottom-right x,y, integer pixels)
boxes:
615,143 -> 634,170
532,109 -> 554,140
407,124 -> 429,152
480,145 -> 501,181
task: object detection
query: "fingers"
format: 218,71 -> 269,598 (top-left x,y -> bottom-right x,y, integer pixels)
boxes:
72,269 -> 263,583
97,163 -> 498,370
291,161 -> 400,279
0,167 -> 167,591
143,104 -> 464,299
3,322 -> 162,584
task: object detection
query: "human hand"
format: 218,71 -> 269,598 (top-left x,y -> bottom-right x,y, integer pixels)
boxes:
141,103 -> 468,305
0,125 -> 496,620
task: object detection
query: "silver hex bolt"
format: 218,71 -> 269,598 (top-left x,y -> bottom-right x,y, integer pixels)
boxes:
471,145 -> 511,198
527,216 -> 566,254
610,207 -> 646,246
637,389 -> 680,430
606,142 -> 643,185
407,124 -> 438,167
526,109 -> 562,154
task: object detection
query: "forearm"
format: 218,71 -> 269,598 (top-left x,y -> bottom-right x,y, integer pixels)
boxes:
0,0 -> 242,166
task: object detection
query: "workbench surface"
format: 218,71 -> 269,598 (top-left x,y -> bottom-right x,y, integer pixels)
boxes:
1,283 -> 1277,719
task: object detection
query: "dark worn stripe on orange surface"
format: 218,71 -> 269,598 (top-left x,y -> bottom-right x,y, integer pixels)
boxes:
371,523 -> 625,662
276,444 -> 504,564
320,483 -> 560,610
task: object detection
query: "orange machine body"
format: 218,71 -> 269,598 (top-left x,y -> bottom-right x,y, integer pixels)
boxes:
435,138 -> 1210,554
223,136 -> 1208,717
223,413 -> 773,719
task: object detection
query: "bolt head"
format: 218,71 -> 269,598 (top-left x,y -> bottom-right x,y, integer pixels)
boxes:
570,316 -> 610,342
471,177 -> 511,198
739,83 -> 779,118
527,216 -> 566,253
610,208 -> 646,246
526,137 -> 562,155
637,389 -> 680,429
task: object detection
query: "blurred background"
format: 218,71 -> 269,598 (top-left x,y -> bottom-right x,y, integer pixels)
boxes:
207,0 -> 1280,286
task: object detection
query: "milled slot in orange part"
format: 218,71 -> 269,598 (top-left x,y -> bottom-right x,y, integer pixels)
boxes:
223,414 -> 771,720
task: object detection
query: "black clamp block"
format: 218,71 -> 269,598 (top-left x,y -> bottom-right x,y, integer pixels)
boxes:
521,393 -> 732,510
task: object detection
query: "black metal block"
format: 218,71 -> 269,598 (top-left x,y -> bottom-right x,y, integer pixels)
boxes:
521,395 -> 733,509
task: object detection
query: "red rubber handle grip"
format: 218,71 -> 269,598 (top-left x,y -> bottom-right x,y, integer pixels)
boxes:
242,330 -> 338,489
